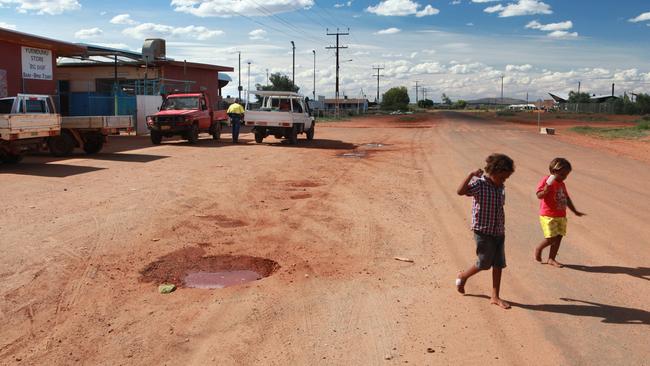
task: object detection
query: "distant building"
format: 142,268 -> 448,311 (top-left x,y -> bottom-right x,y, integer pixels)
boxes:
323,97 -> 368,113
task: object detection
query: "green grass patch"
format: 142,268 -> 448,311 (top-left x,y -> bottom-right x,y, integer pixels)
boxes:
570,122 -> 650,139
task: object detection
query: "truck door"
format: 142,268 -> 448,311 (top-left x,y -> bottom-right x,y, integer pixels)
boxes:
199,97 -> 210,128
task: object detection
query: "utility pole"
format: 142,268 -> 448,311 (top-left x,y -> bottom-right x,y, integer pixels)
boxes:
578,81 -> 581,93
500,74 -> 504,105
312,50 -> 316,100
266,68 -> 269,87
422,87 -> 427,101
237,51 -> 242,100
326,28 -> 349,118
291,41 -> 295,87
372,65 -> 384,103
414,81 -> 420,103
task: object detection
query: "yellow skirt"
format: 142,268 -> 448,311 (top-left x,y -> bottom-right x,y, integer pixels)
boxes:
539,216 -> 567,238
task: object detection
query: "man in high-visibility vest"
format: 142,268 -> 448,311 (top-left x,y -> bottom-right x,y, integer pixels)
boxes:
227,99 -> 245,143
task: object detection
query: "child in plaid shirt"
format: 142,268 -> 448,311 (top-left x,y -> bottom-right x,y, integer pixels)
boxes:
456,153 -> 515,309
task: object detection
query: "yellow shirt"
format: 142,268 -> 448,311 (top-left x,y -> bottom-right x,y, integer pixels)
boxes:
227,103 -> 245,114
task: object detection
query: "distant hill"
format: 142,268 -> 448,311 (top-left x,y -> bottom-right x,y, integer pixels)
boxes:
466,97 -> 528,105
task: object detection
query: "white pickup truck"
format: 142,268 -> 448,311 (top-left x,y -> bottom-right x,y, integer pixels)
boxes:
50,114 -> 133,156
245,91 -> 315,144
0,94 -> 60,164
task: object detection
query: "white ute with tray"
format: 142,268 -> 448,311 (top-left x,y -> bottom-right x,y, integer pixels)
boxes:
245,91 -> 315,144
0,94 -> 60,164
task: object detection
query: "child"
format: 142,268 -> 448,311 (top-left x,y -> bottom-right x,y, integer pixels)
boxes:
534,158 -> 585,267
456,153 -> 515,309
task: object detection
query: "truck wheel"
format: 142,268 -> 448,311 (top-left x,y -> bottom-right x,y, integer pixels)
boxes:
187,124 -> 199,144
211,122 -> 221,140
150,131 -> 163,145
83,133 -> 104,154
254,131 -> 264,143
288,125 -> 298,145
306,122 -> 315,141
48,131 -> 75,157
0,152 -> 23,164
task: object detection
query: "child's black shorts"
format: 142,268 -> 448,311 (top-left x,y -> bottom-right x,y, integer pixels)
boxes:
474,231 -> 506,269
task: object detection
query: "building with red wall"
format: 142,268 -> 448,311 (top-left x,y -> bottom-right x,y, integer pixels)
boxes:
0,27 -> 85,97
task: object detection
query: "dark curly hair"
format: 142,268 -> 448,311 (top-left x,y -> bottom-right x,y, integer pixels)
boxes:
549,157 -> 572,173
484,153 -> 515,174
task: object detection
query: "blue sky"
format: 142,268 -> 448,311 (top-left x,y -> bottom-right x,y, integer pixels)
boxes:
2,0 -> 649,102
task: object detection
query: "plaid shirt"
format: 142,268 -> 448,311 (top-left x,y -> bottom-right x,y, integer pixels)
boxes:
466,176 -> 506,236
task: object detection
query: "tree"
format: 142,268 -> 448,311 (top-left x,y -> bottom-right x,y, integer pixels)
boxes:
417,99 -> 434,108
381,86 -> 410,111
255,73 -> 299,92
453,100 -> 467,109
636,93 -> 650,115
441,93 -> 452,105
568,91 -> 591,103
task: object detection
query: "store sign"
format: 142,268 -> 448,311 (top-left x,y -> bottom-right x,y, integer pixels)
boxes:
21,46 -> 53,80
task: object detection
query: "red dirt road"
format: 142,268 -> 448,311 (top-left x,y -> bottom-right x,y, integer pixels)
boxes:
1,112 -> 648,365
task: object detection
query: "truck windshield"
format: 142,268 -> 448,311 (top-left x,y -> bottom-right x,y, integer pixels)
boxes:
162,97 -> 199,110
0,99 -> 13,114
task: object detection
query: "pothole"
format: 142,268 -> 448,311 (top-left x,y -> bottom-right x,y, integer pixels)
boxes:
337,151 -> 367,158
140,247 -> 279,289
290,193 -> 312,200
195,214 -> 248,228
289,180 -> 322,188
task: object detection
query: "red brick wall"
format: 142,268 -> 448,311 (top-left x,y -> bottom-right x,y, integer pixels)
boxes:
161,64 -> 223,109
0,41 -> 58,97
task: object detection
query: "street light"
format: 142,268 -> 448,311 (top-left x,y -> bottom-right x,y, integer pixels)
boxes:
237,51 -> 242,100
312,50 -> 316,100
247,61 -> 251,106
291,41 -> 295,87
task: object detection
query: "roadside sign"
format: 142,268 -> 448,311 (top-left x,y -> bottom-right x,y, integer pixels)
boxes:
21,46 -> 53,80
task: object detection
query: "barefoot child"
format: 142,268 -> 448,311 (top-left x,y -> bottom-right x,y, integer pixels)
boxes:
534,158 -> 585,267
455,153 -> 515,309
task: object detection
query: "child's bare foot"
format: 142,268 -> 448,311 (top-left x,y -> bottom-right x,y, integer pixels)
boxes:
534,247 -> 542,262
491,297 -> 511,309
455,273 -> 466,294
547,258 -> 564,268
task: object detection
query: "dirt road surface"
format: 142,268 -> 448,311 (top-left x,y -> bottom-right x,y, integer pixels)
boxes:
1,112 -> 648,365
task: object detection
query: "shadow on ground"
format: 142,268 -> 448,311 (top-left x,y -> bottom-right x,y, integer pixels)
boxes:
465,294 -> 650,325
563,264 -> 650,282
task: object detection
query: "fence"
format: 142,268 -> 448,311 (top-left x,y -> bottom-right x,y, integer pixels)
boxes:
558,102 -> 616,114
66,92 -> 137,116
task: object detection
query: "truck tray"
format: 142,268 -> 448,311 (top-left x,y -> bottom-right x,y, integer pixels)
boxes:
61,116 -> 133,129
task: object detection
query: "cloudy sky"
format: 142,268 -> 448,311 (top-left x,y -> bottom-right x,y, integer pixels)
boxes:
2,0 -> 650,102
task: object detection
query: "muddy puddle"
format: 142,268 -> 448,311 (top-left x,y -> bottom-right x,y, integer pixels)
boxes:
337,151 -> 367,158
184,270 -> 262,289
140,247 -> 279,289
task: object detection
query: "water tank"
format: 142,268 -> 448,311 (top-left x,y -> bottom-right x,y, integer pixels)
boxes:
142,39 -> 166,62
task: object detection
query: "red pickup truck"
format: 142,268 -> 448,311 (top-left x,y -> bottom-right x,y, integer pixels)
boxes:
146,92 -> 227,144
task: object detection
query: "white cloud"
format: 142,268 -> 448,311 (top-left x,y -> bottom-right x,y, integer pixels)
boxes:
248,28 -> 267,40
410,52 -> 418,58
485,0 -> 552,17
91,43 -> 134,51
451,0 -> 461,4
629,12 -> 650,23
366,0 -> 439,17
449,62 -> 487,74
110,14 -> 137,25
0,0 -> 80,15
0,21 -> 17,29
74,27 -> 103,39
122,23 -> 224,40
410,62 -> 446,74
506,64 -> 533,72
375,27 -> 401,35
526,20 -> 572,31
547,30 -> 578,39
526,20 -> 577,38
472,0 -> 499,2
171,0 -> 314,17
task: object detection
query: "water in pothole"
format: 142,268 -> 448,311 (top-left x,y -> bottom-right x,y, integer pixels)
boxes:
184,270 -> 262,289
